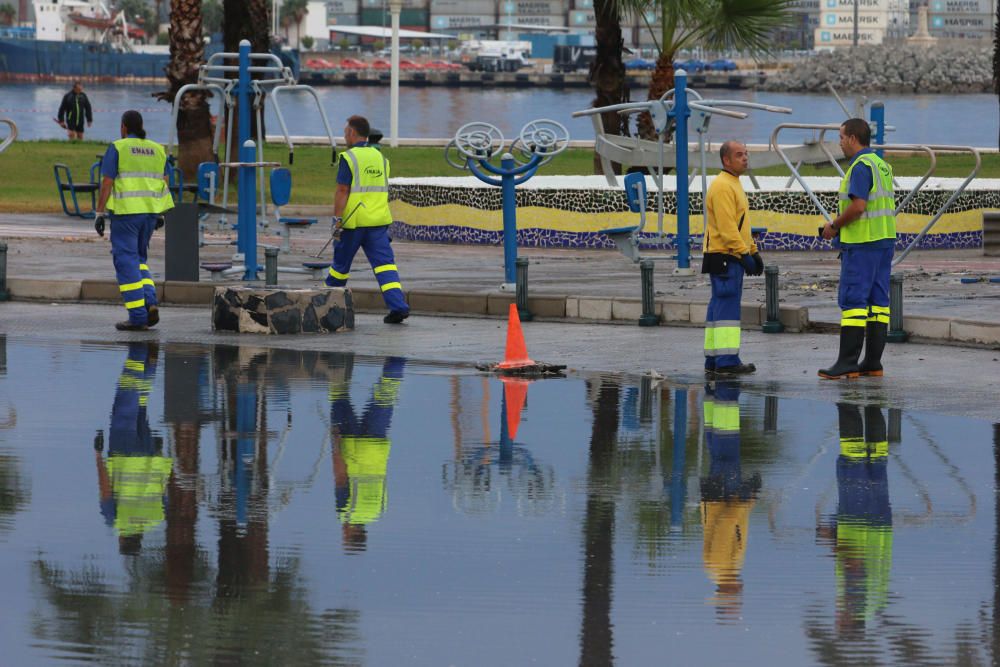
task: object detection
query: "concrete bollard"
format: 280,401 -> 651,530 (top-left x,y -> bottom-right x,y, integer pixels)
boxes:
515,257 -> 532,322
764,395 -> 778,433
264,247 -> 279,287
0,242 -> 8,301
639,259 -> 659,326
888,408 -> 902,445
888,274 -> 908,343
762,264 -> 783,333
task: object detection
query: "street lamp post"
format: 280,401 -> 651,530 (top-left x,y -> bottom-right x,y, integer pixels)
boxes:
389,0 -> 402,147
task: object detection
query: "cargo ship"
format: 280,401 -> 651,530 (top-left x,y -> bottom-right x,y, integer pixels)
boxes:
0,0 -> 169,82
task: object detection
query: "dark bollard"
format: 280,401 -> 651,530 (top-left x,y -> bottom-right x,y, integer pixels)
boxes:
762,264 -> 783,333
888,408 -> 902,445
0,242 -> 8,301
888,273 -> 908,343
264,247 -> 279,287
764,395 -> 778,433
639,259 -> 659,326
515,257 -> 532,321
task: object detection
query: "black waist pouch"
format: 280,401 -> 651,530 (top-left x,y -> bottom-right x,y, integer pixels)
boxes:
701,252 -> 734,275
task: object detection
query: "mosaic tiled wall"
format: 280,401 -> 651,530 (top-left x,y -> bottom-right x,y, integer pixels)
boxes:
389,184 -> 993,251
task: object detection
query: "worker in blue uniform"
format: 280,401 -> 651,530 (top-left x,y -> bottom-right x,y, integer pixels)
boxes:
817,403 -> 893,632
820,118 -> 896,379
330,355 -> 406,552
326,115 -> 410,324
700,380 -> 761,619
94,343 -> 172,555
94,110 -> 173,331
701,140 -> 765,375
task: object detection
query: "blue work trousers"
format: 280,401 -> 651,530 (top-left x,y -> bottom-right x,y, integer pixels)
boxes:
704,261 -> 745,370
838,244 -> 893,313
326,225 -> 408,314
110,214 -> 158,325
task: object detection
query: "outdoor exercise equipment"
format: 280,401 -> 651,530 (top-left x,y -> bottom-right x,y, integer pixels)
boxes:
0,118 -> 16,154
771,102 -> 983,268
167,39 -> 337,256
53,158 -> 101,219
445,118 -> 569,287
573,70 -> 792,273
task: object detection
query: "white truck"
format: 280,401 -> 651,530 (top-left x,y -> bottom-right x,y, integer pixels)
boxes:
462,40 -> 533,72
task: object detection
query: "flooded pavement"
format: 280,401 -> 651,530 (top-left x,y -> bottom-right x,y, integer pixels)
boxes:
0,336 -> 997,665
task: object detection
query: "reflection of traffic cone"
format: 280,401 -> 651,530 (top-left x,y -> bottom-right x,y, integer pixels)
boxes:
502,377 -> 529,440
497,303 -> 535,369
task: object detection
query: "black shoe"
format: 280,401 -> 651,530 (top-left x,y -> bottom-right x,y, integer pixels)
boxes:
384,311 -> 409,324
819,326 -> 865,379
147,306 -> 160,328
713,362 -> 756,376
115,320 -> 149,331
859,321 -> 887,377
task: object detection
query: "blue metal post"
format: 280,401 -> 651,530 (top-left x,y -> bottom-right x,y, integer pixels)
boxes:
237,40 -> 251,148
235,381 -> 256,529
501,154 -> 517,285
871,102 -> 885,159
238,139 -> 259,280
669,388 -> 687,531
674,70 -> 690,271
499,388 -> 513,472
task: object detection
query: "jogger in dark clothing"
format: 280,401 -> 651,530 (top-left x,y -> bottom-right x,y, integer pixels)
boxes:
57,81 -> 93,140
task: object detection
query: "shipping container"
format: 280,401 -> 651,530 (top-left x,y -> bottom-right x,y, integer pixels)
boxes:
568,10 -> 593,26
430,0 -> 496,14
362,0 -> 429,8
930,0 -> 993,12
498,0 -> 566,15
573,0 -> 593,8
327,0 -> 359,14
360,7 -> 429,24
498,14 -> 565,26
430,14 -> 496,29
328,13 -> 361,26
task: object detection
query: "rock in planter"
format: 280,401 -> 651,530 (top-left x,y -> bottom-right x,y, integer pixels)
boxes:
213,286 -> 354,334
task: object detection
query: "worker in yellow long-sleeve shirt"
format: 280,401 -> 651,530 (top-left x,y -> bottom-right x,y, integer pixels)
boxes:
701,141 -> 765,375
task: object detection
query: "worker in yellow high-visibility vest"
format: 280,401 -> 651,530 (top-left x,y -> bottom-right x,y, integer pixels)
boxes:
94,110 -> 173,331
820,118 -> 896,379
326,115 -> 410,324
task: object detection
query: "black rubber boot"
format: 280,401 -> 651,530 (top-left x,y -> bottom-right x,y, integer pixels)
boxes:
859,321 -> 887,377
146,306 -> 160,328
818,327 -> 865,379
115,321 -> 149,331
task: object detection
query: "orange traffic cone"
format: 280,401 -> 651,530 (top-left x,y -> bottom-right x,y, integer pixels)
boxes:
501,377 -> 529,440
497,303 -> 535,369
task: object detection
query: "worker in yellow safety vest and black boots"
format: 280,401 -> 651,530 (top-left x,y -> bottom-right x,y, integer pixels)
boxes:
326,115 -> 411,324
816,403 -> 892,632
330,355 -> 406,552
820,118 -> 896,379
95,110 -> 173,331
94,343 -> 173,555
702,140 -> 765,376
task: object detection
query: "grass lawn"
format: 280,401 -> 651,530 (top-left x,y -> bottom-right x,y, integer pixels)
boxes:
3,139 -> 997,213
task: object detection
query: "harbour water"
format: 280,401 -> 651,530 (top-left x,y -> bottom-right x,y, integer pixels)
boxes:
1,82 -> 996,147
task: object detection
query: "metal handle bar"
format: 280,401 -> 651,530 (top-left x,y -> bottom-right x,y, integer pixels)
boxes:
201,65 -> 287,74
168,82 -> 228,156
572,100 -> 671,118
893,145 -> 981,266
0,118 -> 17,154
771,123 -> 846,222
688,101 -> 746,119
271,85 -> 338,165
694,100 -> 793,115
206,51 -> 285,68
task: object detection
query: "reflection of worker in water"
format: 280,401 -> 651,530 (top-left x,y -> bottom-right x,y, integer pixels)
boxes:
330,356 -> 405,552
817,403 -> 892,634
700,381 -> 761,619
94,343 -> 173,555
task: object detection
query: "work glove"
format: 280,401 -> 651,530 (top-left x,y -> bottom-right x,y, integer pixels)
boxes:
155,215 -> 165,230
751,252 -> 764,276
93,429 -> 104,452
739,253 -> 757,275
331,216 -> 342,240
94,213 -> 107,237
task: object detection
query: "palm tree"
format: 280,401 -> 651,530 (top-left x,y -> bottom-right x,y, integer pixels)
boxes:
636,0 -> 792,138
994,0 -> 1000,148
589,0 -> 644,174
155,0 -> 213,179
0,3 -> 16,26
223,0 -> 271,156
279,0 -> 309,48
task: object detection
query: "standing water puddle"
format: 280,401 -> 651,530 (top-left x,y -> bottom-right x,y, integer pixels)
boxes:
0,337 -> 995,665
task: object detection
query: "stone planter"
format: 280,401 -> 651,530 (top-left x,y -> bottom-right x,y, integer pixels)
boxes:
213,286 -> 354,334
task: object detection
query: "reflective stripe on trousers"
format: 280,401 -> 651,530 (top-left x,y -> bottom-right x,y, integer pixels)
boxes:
704,260 -> 744,369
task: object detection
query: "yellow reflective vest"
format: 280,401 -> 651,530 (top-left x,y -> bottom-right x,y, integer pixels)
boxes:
106,455 -> 173,536
342,146 -> 392,228
338,436 -> 390,525
838,152 -> 896,244
108,137 -> 174,215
